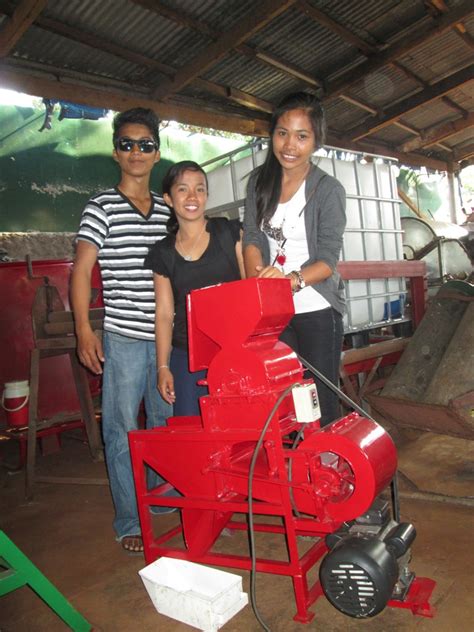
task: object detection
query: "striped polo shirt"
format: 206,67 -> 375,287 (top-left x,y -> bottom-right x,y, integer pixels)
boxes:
77,187 -> 169,340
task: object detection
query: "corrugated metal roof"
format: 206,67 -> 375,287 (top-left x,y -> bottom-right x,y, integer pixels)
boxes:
347,65 -> 416,109
0,0 -> 472,169
398,30 -> 473,84
249,7 -> 362,78
159,0 -> 256,32
205,52 -> 299,102
406,101 -> 460,129
317,0 -> 426,43
13,25 -> 139,81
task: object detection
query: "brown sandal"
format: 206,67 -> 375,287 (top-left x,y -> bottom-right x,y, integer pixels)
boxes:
121,535 -> 144,554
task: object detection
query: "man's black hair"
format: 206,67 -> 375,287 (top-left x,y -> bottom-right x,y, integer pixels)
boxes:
112,108 -> 160,149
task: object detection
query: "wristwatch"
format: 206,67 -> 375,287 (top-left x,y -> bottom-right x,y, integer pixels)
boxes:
295,269 -> 306,291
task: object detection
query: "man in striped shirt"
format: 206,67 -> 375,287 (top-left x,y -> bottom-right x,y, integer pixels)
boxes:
71,108 -> 173,554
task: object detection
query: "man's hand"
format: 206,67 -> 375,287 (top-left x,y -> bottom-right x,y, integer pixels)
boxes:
157,367 -> 176,405
77,328 -> 104,374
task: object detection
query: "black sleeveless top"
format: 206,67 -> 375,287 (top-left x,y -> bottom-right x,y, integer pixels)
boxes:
145,217 -> 241,349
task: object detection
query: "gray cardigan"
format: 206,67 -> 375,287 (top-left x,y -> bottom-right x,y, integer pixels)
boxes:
243,163 -> 347,315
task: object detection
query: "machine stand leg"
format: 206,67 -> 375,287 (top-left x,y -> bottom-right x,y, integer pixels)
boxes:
388,576 -> 437,618
291,574 -> 315,623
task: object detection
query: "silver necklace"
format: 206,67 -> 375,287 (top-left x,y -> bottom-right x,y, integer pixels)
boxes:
176,223 -> 207,261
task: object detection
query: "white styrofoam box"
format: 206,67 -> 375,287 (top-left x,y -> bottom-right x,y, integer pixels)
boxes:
139,557 -> 248,632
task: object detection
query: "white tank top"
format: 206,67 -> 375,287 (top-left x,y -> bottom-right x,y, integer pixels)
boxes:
267,181 -> 330,314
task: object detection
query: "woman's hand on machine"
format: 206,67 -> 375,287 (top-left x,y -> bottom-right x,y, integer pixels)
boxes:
157,366 -> 176,404
256,265 -> 286,279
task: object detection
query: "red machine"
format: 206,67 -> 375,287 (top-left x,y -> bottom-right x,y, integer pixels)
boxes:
129,277 -> 435,624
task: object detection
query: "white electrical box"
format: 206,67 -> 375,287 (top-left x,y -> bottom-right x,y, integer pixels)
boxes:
292,383 -> 321,423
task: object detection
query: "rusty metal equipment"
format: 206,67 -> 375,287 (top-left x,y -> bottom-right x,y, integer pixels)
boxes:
401,217 -> 472,286
0,257 -> 102,427
368,280 -> 474,439
129,277 -> 435,624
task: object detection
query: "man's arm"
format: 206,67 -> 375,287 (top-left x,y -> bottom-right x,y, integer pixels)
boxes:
71,240 -> 104,374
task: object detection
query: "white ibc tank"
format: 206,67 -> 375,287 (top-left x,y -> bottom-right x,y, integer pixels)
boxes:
206,148 -> 406,333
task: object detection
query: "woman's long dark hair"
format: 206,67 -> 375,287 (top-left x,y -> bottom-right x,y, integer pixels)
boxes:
255,92 -> 326,227
162,160 -> 208,234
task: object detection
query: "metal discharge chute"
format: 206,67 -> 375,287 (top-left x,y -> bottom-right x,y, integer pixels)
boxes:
129,277 -> 435,624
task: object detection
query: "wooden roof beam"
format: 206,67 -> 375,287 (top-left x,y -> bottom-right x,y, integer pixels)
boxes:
129,0 -> 322,88
391,61 -> 425,86
158,76 -> 273,115
425,0 -> 474,49
0,5 -> 272,115
327,131 -> 449,171
296,0 -> 377,57
0,3 -> 173,75
434,142 -> 453,152
401,113 -> 474,152
388,62 -> 463,134
7,54 -> 257,116
393,121 -> 420,136
0,66 -> 270,136
459,156 -> 474,170
225,87 -> 273,114
239,44 -> 321,87
30,13 -> 172,76
0,64 -> 453,172
388,60 -> 467,118
441,96 -> 469,117
348,64 -> 473,141
453,143 -> 474,162
453,24 -> 474,50
388,61 -> 467,120
0,0 -> 46,57
324,0 -> 473,101
340,94 -> 378,115
129,0 -> 214,38
424,0 -> 449,13
151,0 -> 298,100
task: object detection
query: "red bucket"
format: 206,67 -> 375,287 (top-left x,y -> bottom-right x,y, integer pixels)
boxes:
2,380 -> 29,428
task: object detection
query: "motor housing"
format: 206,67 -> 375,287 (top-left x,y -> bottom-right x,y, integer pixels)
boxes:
320,503 -> 416,618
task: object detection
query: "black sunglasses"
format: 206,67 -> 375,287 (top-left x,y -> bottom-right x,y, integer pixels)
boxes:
115,137 -> 158,153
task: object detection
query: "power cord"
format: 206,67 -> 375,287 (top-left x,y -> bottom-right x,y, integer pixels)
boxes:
248,383 -> 295,632
287,427 -> 305,518
247,353 -> 402,630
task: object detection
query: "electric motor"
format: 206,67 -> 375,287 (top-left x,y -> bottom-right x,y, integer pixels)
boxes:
320,521 -> 416,618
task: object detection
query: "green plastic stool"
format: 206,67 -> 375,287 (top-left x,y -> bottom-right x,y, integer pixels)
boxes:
0,530 -> 92,631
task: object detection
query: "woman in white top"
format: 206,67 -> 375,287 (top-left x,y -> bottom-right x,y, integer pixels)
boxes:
243,92 -> 346,426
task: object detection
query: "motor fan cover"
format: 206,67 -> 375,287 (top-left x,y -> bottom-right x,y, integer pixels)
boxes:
319,535 -> 399,618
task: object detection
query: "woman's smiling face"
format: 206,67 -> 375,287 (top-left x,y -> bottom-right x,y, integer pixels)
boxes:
272,108 -> 317,173
163,169 -> 208,223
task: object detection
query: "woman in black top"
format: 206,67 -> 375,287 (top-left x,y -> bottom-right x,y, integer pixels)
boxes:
146,160 -> 245,415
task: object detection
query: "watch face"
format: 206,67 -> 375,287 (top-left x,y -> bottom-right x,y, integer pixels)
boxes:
297,271 -> 305,289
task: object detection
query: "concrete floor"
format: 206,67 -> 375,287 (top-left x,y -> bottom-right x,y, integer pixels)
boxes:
1,427 -> 473,632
